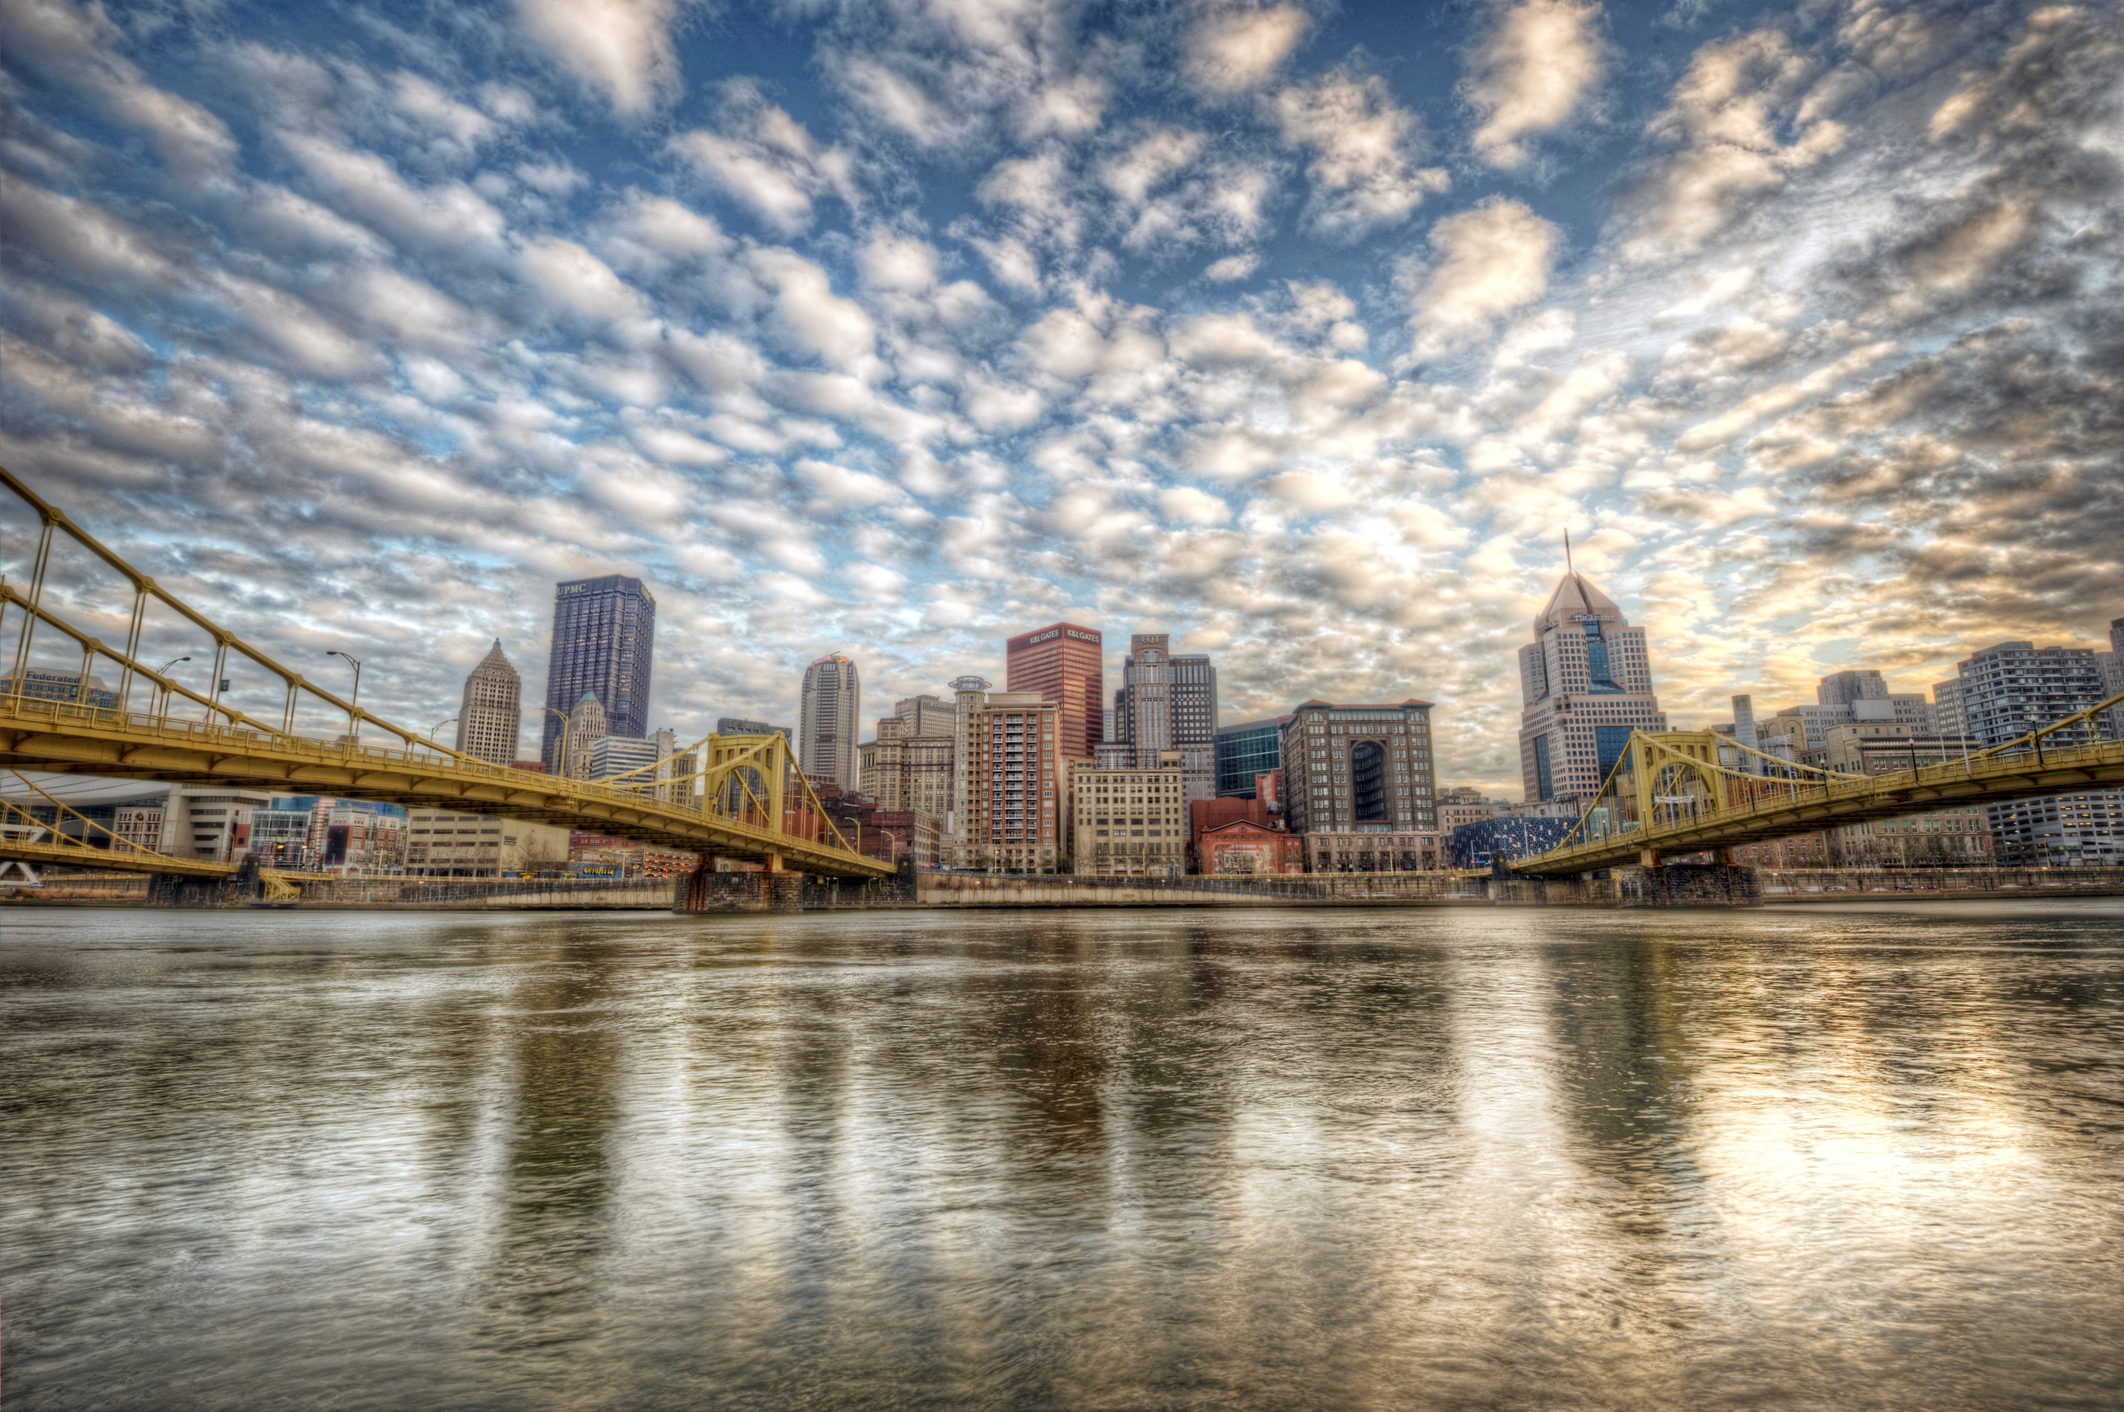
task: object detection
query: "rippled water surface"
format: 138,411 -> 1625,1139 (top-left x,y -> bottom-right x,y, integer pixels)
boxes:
4,902 -> 2123,1410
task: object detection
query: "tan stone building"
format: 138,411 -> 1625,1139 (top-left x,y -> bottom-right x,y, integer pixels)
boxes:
1072,750 -> 1187,876
403,809 -> 571,877
1435,786 -> 1504,838
858,696 -> 954,820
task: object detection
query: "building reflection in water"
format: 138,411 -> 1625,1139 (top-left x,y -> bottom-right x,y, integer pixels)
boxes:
473,935 -> 622,1358
5,905 -> 2122,1410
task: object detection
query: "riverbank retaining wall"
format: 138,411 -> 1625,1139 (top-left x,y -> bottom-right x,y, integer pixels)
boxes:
10,863 -> 2122,912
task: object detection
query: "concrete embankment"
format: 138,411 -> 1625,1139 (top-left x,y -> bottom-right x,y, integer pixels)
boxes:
11,864 -> 2122,913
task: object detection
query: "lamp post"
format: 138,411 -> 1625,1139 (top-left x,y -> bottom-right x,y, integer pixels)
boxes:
326,650 -> 363,748
543,705 -> 571,779
153,656 -> 190,720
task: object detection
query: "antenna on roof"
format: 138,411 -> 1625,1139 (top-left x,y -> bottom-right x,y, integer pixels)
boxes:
1564,528 -> 1574,576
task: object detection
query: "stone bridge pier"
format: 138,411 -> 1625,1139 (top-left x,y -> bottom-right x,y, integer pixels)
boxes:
674,858 -> 806,913
1586,862 -> 1761,907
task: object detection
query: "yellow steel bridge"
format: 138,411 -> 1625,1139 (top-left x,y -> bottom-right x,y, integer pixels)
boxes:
1516,702 -> 2124,876
0,467 -> 890,884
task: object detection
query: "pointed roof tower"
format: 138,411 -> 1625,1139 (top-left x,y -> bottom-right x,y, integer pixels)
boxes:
1535,572 -> 1625,636
472,638 -> 514,673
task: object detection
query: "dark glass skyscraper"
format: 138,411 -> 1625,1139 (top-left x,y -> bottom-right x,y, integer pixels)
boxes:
541,575 -> 655,772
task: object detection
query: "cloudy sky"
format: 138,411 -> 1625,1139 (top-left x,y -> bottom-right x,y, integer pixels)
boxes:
2,0 -> 2118,794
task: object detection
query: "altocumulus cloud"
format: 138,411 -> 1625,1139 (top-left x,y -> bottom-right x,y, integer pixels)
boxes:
0,0 -> 2118,796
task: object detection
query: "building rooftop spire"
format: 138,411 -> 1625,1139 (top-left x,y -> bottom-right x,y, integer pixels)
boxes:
1535,569 -> 1624,636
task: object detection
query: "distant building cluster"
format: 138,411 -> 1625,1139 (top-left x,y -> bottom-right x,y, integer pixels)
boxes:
13,559 -> 2118,882
1703,619 -> 2124,868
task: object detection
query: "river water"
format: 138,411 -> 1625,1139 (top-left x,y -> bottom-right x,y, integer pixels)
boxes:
3,902 -> 2121,1410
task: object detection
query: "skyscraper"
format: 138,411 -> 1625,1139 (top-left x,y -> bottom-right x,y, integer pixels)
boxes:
562,691 -> 607,780
1115,633 -> 1218,803
453,640 -> 522,767
1004,622 -> 1103,762
800,654 -> 861,791
541,575 -> 655,772
1516,570 -> 1668,802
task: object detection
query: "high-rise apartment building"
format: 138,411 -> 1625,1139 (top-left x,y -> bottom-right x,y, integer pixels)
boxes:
952,688 -> 1066,873
2099,620 -> 2124,739
946,675 -> 992,857
1115,633 -> 1218,804
1005,623 -> 1103,762
1516,571 -> 1668,802
541,575 -> 655,772
799,654 -> 861,791
453,640 -> 522,767
1954,637 -> 2122,864
1955,641 -> 2109,748
1214,716 -> 1287,797
1278,700 -> 1440,871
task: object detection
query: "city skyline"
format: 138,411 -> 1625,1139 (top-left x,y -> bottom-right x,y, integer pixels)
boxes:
0,0 -> 2114,800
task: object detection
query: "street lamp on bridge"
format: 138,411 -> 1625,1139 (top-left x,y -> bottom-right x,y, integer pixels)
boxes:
325,650 -> 363,748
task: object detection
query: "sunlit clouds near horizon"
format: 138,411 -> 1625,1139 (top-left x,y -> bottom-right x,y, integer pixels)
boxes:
2,0 -> 2118,793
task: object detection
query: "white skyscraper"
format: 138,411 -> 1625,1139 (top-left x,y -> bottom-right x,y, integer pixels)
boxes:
799,654 -> 861,791
453,639 -> 522,767
562,691 -> 608,780
1516,570 -> 1668,803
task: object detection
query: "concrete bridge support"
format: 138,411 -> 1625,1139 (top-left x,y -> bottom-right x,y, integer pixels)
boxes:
1588,864 -> 1761,907
146,868 -> 255,908
673,858 -> 809,913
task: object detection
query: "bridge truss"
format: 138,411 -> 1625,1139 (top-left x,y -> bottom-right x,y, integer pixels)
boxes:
0,467 -> 890,882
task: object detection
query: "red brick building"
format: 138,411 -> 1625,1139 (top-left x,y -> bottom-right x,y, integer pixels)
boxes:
1005,622 -> 1104,763
1189,771 -> 1302,873
1196,818 -> 1306,874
